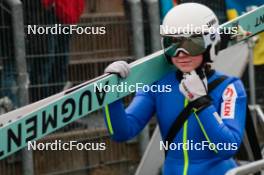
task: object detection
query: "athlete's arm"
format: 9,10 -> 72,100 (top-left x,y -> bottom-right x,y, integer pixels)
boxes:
104,90 -> 156,141
195,79 -> 247,158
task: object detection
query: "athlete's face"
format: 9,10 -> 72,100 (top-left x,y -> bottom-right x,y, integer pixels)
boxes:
171,52 -> 203,73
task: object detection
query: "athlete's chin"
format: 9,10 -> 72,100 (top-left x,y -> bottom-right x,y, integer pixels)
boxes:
180,68 -> 194,73
176,65 -> 195,73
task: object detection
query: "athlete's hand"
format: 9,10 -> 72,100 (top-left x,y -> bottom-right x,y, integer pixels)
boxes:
104,61 -> 130,78
179,70 -> 208,101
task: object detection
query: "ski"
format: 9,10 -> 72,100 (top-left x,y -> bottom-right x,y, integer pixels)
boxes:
221,4 -> 264,45
0,50 -> 175,159
0,5 -> 263,160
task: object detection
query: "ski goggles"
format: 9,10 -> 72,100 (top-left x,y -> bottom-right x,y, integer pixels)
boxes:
161,34 -> 207,57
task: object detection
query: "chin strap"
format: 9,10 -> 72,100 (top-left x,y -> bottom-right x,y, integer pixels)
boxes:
176,66 -> 209,81
202,45 -> 212,63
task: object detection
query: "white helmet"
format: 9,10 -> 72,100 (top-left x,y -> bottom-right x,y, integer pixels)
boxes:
160,3 -> 221,62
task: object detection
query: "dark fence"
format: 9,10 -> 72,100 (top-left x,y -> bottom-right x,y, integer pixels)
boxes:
0,0 -> 140,174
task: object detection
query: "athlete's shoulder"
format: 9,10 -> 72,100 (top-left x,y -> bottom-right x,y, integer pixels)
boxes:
210,70 -> 239,82
212,70 -> 246,97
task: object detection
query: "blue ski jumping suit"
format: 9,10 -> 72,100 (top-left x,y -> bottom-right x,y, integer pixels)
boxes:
104,70 -> 247,175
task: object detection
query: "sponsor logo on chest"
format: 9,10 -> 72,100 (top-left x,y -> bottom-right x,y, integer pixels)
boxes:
221,84 -> 237,119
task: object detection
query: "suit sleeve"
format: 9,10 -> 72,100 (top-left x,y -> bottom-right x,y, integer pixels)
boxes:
196,79 -> 247,158
103,90 -> 156,142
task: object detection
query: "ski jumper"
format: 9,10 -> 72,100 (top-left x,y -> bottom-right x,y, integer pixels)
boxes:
104,70 -> 247,175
